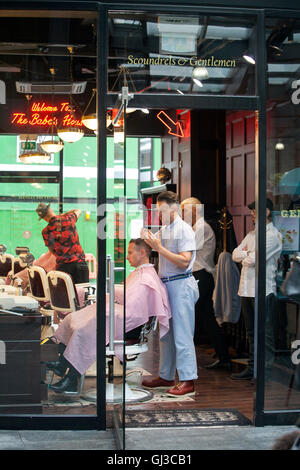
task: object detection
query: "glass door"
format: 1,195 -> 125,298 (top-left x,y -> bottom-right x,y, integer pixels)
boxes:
106,91 -> 127,449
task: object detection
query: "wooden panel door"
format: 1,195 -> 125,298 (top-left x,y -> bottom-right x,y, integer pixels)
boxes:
226,111 -> 256,244
161,136 -> 178,186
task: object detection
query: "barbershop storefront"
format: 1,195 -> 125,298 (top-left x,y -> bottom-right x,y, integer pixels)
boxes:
0,0 -> 299,449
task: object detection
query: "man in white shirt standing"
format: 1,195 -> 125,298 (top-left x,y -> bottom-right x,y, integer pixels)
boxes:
231,199 -> 282,380
181,197 -> 231,370
141,191 -> 199,396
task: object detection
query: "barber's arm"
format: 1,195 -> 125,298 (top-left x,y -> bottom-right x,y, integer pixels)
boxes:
232,235 -> 250,263
242,231 -> 282,267
63,209 -> 82,220
141,228 -> 192,269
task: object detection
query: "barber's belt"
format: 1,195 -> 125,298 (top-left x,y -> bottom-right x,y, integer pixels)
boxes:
160,272 -> 193,283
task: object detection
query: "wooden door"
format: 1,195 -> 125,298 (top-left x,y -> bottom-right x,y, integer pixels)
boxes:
226,111 -> 256,244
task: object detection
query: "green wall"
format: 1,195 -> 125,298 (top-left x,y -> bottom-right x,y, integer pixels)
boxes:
0,135 -> 161,270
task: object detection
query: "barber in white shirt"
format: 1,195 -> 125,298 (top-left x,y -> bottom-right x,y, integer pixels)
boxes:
181,197 -> 231,370
141,191 -> 199,397
231,198 -> 282,381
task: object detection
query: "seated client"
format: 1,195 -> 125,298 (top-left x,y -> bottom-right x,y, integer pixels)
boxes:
6,251 -> 56,291
46,238 -> 172,393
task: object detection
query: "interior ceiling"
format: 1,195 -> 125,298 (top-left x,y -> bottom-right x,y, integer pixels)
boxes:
0,12 -> 298,141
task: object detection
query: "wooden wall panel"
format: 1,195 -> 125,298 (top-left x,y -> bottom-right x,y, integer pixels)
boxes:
226,111 -> 256,244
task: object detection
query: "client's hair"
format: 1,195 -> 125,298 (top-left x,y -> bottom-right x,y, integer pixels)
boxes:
157,191 -> 179,206
129,238 -> 152,258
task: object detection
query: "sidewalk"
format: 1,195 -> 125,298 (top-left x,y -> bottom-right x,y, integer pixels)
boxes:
0,425 -> 297,450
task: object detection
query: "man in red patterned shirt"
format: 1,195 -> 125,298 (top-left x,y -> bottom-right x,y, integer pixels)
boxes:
36,202 -> 89,284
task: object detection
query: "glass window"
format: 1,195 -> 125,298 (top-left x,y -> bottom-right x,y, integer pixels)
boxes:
264,16 -> 300,412
0,10 -> 97,417
108,12 -> 257,96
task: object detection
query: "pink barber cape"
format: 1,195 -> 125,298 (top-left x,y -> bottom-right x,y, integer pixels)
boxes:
53,264 -> 171,375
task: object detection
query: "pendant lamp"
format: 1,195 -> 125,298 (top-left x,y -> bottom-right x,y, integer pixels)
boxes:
57,47 -> 84,143
82,88 -> 97,131
40,68 -> 65,153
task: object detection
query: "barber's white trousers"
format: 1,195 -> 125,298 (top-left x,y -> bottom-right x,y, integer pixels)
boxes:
160,276 -> 199,382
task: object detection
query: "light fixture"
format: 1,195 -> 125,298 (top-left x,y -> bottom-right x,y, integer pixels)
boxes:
243,54 -> 256,65
57,127 -> 84,143
275,141 -> 285,150
192,67 -> 209,81
141,108 -> 149,114
40,139 -> 64,153
82,113 -> 97,131
19,146 -> 51,164
40,68 -> 64,154
82,88 -> 97,131
57,47 -> 84,143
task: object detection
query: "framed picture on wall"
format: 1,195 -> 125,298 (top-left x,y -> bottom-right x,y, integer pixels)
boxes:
273,211 -> 300,252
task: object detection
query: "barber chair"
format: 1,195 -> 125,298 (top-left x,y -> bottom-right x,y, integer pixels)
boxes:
0,244 -> 14,280
45,270 -> 96,397
46,271 -> 96,317
46,270 -> 80,319
105,255 -> 156,404
105,317 -> 158,404
28,266 -> 55,327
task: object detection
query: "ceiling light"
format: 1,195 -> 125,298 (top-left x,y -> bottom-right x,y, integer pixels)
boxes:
192,67 -> 209,80
275,141 -> 285,150
58,47 -> 84,143
243,54 -> 256,65
40,139 -> 64,154
82,113 -> 97,131
141,108 -> 149,114
19,150 -> 51,164
82,87 -> 97,131
57,127 -> 84,143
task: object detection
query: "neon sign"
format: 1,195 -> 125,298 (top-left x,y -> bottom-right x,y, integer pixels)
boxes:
11,101 -> 83,128
157,111 -> 184,138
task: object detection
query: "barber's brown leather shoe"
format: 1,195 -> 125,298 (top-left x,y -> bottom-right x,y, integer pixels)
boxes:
142,376 -> 175,389
166,381 -> 195,396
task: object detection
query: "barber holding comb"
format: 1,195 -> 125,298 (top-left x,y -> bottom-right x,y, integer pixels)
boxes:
141,191 -> 199,397
36,202 -> 89,284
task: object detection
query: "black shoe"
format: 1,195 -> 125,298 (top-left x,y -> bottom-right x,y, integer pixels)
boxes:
205,359 -> 232,371
46,361 -> 67,378
231,369 -> 253,380
49,375 -> 79,394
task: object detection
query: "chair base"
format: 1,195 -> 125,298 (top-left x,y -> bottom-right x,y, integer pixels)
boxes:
106,382 -> 153,404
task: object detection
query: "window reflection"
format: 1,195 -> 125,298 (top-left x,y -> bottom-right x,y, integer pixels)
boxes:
108,12 -> 256,95
265,16 -> 300,411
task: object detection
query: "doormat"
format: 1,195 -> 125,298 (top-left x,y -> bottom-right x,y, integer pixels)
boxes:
125,409 -> 252,427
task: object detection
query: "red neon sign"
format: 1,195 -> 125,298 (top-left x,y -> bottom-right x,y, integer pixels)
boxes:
11,101 -> 84,128
156,111 -> 184,138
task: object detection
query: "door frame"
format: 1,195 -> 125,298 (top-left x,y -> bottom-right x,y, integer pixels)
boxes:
0,0 -> 299,432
